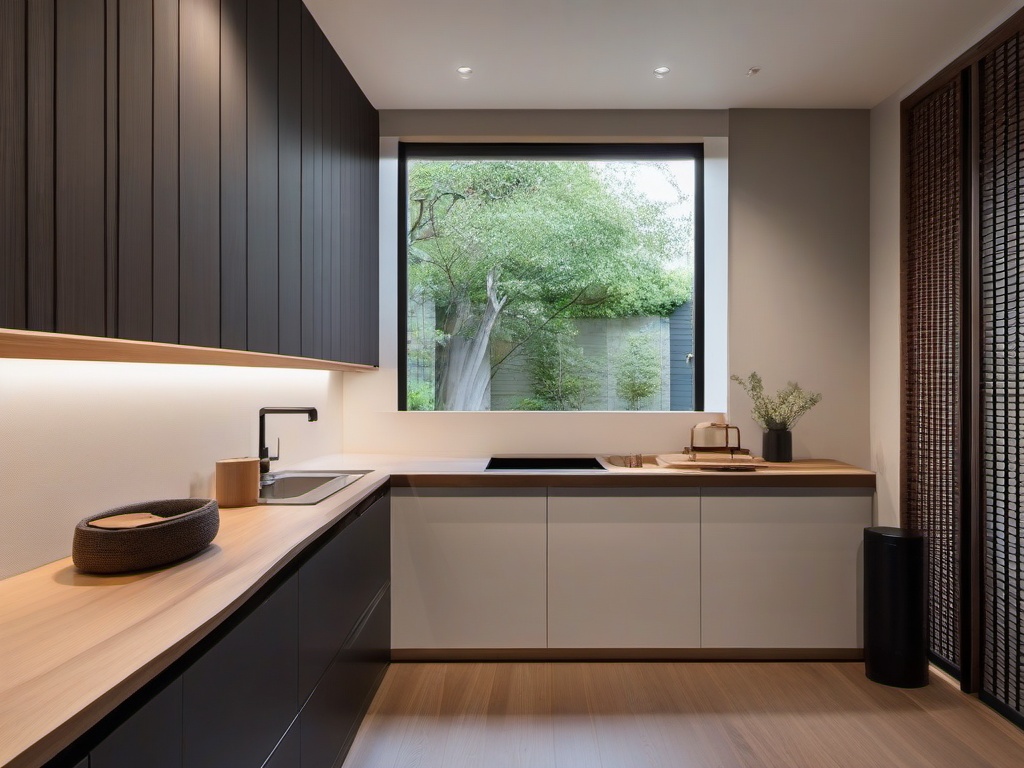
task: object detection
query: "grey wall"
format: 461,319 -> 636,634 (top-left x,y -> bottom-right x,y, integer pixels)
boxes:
728,109 -> 871,467
350,110 -> 871,463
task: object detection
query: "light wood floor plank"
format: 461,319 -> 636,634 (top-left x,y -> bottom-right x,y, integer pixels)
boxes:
343,662 -> 1024,768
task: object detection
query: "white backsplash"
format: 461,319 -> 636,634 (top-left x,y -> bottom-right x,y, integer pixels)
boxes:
0,359 -> 344,579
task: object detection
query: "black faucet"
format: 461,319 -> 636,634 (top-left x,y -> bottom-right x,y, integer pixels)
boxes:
259,407 -> 319,475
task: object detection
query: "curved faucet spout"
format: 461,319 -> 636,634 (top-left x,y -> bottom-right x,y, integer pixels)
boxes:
258,407 -> 319,474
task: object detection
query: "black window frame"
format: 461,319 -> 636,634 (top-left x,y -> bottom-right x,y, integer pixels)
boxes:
398,142 -> 705,412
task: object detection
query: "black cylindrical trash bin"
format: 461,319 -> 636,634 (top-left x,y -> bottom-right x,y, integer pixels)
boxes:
864,526 -> 929,687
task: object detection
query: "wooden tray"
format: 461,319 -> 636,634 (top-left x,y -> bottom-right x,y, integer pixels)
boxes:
655,453 -> 766,469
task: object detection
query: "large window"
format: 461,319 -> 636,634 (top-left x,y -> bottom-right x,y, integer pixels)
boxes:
399,144 -> 703,412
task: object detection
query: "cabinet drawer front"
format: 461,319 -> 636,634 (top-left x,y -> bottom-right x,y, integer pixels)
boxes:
301,587 -> 390,768
548,490 -> 700,648
299,494 -> 390,699
183,577 -> 299,768
90,678 -> 182,768
392,489 -> 547,649
701,490 -> 872,649
262,715 -> 300,768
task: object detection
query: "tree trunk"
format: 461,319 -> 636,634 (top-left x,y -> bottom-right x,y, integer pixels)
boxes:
437,271 -> 506,410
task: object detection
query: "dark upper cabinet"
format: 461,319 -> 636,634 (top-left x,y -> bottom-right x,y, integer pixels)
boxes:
2,0 -> 378,367
54,0 -> 107,338
1,0 -> 27,330
90,678 -> 183,768
183,576 -> 299,768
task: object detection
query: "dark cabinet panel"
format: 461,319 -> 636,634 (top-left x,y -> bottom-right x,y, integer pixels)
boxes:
298,494 -> 390,701
178,0 -> 221,348
55,0 -> 106,337
1,0 -> 26,330
362,108 -> 380,366
262,716 -> 300,768
117,0 -> 154,341
313,27 -> 326,362
9,0 -> 379,366
26,0 -> 56,332
220,0 -> 248,351
247,0 -> 279,354
152,0 -> 180,344
91,678 -> 182,768
183,577 -> 298,768
300,588 -> 390,768
278,0 -> 302,357
328,55 -> 342,364
338,72 -> 358,365
104,0 -> 117,336
300,7 -> 317,358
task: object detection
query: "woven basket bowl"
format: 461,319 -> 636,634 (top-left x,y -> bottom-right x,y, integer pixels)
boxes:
72,498 -> 220,574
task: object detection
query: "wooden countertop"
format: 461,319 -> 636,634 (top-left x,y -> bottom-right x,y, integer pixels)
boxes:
389,457 -> 876,489
0,454 -> 874,768
0,470 -> 389,768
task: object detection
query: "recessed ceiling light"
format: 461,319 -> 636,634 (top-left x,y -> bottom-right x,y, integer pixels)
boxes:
456,66 -> 473,79
653,66 -> 670,78
747,66 -> 762,77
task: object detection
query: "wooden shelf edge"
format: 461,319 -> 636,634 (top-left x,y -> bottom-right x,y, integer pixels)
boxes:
0,329 -> 377,373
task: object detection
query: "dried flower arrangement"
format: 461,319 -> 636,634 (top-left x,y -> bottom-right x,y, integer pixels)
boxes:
731,371 -> 822,431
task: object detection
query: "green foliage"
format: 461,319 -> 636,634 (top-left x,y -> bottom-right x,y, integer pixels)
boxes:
520,328 -> 599,411
407,158 -> 694,410
406,381 -> 435,411
512,396 -> 550,411
731,371 -> 822,430
407,159 -> 692,338
614,330 -> 661,410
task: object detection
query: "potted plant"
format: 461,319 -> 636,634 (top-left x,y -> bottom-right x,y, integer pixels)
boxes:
731,372 -> 822,462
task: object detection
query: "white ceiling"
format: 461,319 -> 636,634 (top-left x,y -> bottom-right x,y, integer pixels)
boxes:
305,0 -> 1022,110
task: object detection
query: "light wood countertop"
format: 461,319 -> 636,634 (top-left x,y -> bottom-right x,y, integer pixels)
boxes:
0,453 -> 874,768
0,469 -> 388,768
387,457 -> 876,489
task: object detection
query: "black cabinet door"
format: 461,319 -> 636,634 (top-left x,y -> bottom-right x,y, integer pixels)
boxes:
262,716 -> 300,768
8,0 -> 379,366
300,587 -> 390,768
298,494 -> 390,701
54,0 -> 107,337
90,678 -> 182,768
183,576 -> 298,768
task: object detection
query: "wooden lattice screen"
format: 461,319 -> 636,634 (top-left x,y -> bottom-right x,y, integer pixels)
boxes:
979,32 -> 1024,720
903,79 -> 965,673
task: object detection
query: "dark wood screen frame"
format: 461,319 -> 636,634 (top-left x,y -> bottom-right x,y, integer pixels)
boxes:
901,5 -> 1024,700
900,73 -> 970,683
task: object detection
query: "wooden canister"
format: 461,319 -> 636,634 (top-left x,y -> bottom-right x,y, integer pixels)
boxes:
215,457 -> 260,507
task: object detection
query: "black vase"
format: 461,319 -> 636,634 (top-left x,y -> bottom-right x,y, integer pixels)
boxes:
763,428 -> 792,462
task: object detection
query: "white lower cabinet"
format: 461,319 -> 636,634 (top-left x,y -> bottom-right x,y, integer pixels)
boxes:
392,485 -> 873,653
700,488 -> 873,649
391,487 -> 548,649
547,488 -> 700,648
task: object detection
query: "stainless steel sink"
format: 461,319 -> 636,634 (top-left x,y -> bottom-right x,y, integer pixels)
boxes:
258,470 -> 368,505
